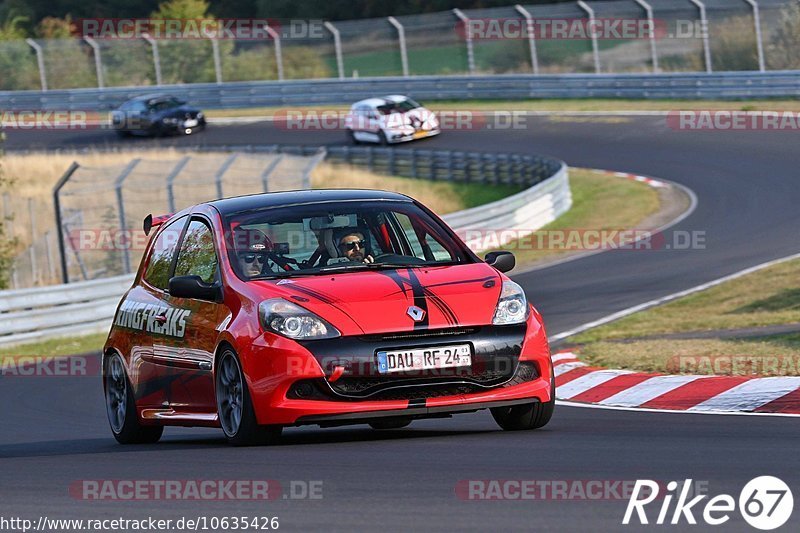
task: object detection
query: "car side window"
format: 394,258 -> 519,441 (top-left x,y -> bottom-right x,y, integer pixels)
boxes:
174,219 -> 218,284
143,216 -> 187,290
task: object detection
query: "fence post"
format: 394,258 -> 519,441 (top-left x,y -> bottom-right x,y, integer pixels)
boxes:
633,0 -> 659,72
453,9 -> 476,75
744,0 -> 766,72
514,5 -> 539,75
44,230 -> 56,282
166,156 -> 191,212
25,39 -> 48,91
114,159 -> 141,275
301,149 -> 327,189
27,198 -> 38,285
142,33 -> 163,85
387,17 -> 410,77
260,154 -> 284,192
215,154 -> 239,199
84,37 -> 105,89
211,38 -> 223,83
689,0 -> 712,72
265,24 -> 285,81
52,162 -> 80,284
324,22 -> 345,79
577,1 -> 601,73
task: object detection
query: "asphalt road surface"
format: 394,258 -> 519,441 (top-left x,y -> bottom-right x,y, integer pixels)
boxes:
3,115 -> 799,531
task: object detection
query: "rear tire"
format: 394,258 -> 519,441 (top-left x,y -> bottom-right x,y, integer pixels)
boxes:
104,353 -> 163,444
369,417 -> 412,430
216,348 -> 282,446
491,364 -> 555,431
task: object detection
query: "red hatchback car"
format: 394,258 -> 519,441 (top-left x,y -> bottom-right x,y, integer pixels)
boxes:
103,189 -> 555,445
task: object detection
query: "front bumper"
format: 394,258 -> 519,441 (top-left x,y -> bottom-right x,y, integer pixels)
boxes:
388,127 -> 441,143
241,316 -> 551,426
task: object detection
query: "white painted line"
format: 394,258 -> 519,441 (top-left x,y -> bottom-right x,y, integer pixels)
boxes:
556,399 -> 800,418
554,361 -> 588,377
557,369 -> 635,399
549,251 -> 800,342
599,375 -> 701,407
689,377 -> 800,412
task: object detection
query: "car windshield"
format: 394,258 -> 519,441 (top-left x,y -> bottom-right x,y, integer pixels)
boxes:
148,97 -> 184,112
224,200 -> 471,281
377,98 -> 420,115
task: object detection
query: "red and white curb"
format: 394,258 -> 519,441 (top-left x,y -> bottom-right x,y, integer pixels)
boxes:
553,352 -> 800,415
592,169 -> 669,189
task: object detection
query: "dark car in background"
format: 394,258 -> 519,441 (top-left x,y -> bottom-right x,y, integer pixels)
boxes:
111,94 -> 206,137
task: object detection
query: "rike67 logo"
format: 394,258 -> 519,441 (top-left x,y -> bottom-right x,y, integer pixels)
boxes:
623,477 -> 793,530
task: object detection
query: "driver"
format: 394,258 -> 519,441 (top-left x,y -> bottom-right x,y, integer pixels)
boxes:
232,227 -> 272,277
338,230 -> 374,264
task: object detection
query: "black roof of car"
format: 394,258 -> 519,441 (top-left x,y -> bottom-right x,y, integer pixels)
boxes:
126,93 -> 176,102
209,189 -> 413,215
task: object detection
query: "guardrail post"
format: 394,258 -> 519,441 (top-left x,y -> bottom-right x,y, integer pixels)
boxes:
142,34 -> 163,86
165,156 -> 191,212
453,9 -> 476,75
84,37 -> 105,89
25,39 -> 48,91
214,153 -> 238,199
514,5 -> 539,75
52,162 -> 79,283
387,17 -> 410,77
114,159 -> 141,275
744,0 -> 766,72
265,24 -> 285,81
260,154 -> 284,192
689,0 -> 712,73
210,37 -> 223,83
324,22 -> 345,79
577,1 -> 601,73
633,0 -> 659,72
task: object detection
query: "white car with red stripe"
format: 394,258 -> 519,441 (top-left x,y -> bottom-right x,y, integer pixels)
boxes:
344,95 -> 440,145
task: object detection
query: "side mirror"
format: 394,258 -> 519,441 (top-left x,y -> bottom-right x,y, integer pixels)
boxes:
485,251 -> 515,273
169,275 -> 221,302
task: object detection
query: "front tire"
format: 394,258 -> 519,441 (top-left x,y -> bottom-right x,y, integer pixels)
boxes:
216,348 -> 282,446
104,353 -> 163,444
491,365 -> 555,431
377,130 -> 388,146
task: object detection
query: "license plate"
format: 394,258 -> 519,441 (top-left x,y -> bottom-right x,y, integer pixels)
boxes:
412,130 -> 429,139
183,119 -> 198,127
376,344 -> 472,374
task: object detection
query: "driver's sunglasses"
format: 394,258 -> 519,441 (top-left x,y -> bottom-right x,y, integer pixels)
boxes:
340,240 -> 366,251
242,252 -> 265,264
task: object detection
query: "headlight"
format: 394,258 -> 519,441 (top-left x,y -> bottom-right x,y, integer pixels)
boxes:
492,280 -> 529,325
259,298 -> 340,340
196,112 -> 204,119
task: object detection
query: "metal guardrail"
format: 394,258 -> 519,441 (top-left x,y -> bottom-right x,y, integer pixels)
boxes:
0,145 -> 569,347
2,71 -> 800,112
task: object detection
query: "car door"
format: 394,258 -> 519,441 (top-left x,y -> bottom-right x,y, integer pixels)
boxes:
132,214 -> 188,410
161,216 -> 228,414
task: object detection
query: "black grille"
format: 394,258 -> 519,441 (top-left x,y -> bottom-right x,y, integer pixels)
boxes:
287,362 -> 539,402
359,327 -> 479,342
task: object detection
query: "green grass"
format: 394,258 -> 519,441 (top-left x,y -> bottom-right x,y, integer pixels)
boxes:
573,258 -> 800,344
205,98 -> 800,119
498,168 -> 661,268
0,332 -> 107,359
579,335 -> 800,376
571,258 -> 800,376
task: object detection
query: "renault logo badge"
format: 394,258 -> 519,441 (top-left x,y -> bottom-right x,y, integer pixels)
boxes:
407,306 -> 426,322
